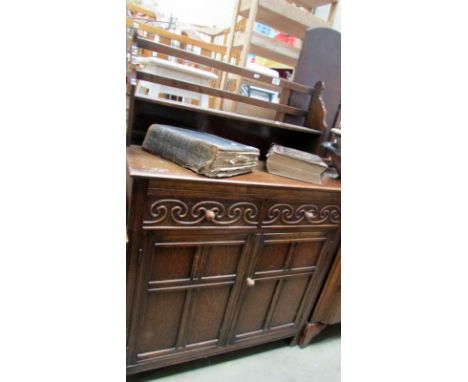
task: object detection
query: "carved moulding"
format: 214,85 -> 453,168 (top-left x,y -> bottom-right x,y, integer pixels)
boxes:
144,199 -> 259,226
262,203 -> 340,225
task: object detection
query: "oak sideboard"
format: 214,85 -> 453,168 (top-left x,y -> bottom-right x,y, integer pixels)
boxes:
126,145 -> 341,374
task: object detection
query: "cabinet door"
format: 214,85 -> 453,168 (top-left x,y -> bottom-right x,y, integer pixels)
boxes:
127,232 -> 252,367
229,231 -> 336,345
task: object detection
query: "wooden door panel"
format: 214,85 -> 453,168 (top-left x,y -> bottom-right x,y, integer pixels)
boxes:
270,276 -> 309,328
203,245 -> 243,277
234,280 -> 277,335
187,285 -> 232,345
137,291 -> 186,354
149,246 -> 194,281
290,241 -> 323,269
129,233 -> 252,365
254,242 -> 289,272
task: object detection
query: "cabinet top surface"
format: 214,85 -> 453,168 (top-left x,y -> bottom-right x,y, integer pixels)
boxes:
127,145 -> 340,192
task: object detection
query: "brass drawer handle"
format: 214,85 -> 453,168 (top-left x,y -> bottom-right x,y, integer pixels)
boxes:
205,209 -> 216,222
246,277 -> 255,287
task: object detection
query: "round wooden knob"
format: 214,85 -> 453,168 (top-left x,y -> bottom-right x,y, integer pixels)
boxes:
305,211 -> 315,220
205,209 -> 216,222
246,277 -> 255,287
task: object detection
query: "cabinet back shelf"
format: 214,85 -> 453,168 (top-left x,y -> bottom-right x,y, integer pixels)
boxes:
127,32 -> 328,155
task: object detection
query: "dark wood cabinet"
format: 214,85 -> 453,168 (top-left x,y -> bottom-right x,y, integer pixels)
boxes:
126,146 -> 341,374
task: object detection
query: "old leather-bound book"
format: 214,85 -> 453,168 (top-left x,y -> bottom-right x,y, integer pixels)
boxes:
142,124 -> 260,178
266,144 -> 328,184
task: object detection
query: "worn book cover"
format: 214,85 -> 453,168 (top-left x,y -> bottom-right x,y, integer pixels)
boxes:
142,124 -> 260,178
267,144 -> 328,168
266,144 -> 328,184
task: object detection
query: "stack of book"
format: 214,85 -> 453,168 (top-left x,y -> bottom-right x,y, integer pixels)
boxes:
142,124 -> 260,178
266,144 -> 328,185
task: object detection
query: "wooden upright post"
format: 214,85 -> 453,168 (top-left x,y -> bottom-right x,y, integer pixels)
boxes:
328,1 -> 339,26
126,29 -> 139,146
238,0 -> 259,68
305,81 -> 328,154
230,0 -> 259,111
274,88 -> 291,122
217,0 -> 242,109
220,0 -> 242,90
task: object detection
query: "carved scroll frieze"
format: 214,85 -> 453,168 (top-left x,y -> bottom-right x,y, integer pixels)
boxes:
144,198 -> 259,226
262,203 -> 340,225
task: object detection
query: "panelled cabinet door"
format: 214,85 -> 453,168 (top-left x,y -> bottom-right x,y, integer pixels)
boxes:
127,232 -> 252,367
229,231 -> 336,345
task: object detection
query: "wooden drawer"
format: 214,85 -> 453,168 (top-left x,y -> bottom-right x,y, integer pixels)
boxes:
261,201 -> 340,228
143,191 -> 261,229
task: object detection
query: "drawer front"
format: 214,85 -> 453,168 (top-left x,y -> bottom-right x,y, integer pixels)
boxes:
143,191 -> 261,229
261,201 -> 340,228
